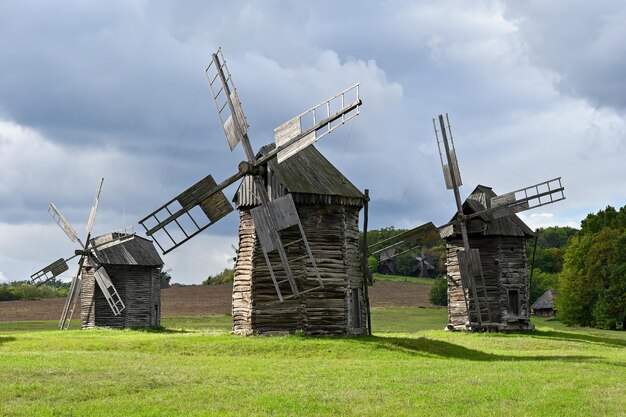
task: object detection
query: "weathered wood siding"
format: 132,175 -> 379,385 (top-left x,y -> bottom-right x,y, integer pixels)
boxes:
233,204 -> 366,336
447,236 -> 532,330
80,265 -> 161,329
446,235 -> 532,331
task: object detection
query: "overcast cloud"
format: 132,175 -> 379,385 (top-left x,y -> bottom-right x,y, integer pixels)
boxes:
1,1 -> 624,284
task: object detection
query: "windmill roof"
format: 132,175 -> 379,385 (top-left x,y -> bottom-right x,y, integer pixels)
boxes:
91,233 -> 164,267
532,289 -> 557,310
440,184 -> 536,239
234,144 -> 364,207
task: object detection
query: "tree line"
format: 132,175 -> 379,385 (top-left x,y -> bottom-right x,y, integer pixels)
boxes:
0,278 -> 69,301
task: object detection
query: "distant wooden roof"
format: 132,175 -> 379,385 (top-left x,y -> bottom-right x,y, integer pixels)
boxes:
234,144 -> 364,208
440,185 -> 536,238
91,233 -> 164,267
532,288 -> 557,310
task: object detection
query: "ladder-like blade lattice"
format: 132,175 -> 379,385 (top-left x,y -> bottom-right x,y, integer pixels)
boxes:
30,258 -> 69,286
275,84 -> 361,163
457,248 -> 494,325
139,174 -> 234,254
86,177 -> 104,234
370,222 -> 440,256
89,225 -> 135,252
59,268 -> 82,330
250,194 -> 323,301
49,203 -> 81,244
94,266 -> 125,316
205,48 -> 249,151
433,114 -> 462,190
489,177 -> 566,219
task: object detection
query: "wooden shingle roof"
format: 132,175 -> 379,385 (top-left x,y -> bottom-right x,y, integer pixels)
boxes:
91,233 -> 164,267
441,185 -> 536,238
234,144 -> 364,208
532,289 -> 557,310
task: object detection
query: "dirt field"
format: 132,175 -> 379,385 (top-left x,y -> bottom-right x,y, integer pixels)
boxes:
0,281 -> 433,322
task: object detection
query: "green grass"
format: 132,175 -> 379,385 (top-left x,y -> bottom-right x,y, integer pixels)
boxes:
373,273 -> 435,284
1,309 -> 625,416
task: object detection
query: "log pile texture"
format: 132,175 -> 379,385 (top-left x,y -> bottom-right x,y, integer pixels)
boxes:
233,204 -> 367,336
443,185 -> 534,332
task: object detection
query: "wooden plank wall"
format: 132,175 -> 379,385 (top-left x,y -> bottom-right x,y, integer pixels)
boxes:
233,204 -> 366,336
80,265 -> 161,329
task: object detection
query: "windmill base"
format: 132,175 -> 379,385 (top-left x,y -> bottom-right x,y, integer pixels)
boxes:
445,321 -> 535,332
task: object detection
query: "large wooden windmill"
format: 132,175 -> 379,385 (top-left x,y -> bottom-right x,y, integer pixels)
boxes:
139,48 -> 362,304
31,178 -> 128,329
369,114 -> 565,331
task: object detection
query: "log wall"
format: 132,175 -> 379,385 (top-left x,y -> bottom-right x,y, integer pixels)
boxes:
233,203 -> 367,336
446,235 -> 533,331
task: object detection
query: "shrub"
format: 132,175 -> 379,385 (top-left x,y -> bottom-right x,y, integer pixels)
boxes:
429,276 -> 448,306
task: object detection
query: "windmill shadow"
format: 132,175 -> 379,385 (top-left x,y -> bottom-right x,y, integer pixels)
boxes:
128,326 -> 191,334
527,329 -> 626,349
360,335 -> 597,363
0,336 -> 16,345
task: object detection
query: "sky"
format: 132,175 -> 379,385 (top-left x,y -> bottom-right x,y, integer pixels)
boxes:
1,0 -> 625,284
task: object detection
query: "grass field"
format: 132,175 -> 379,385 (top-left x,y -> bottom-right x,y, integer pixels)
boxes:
372,273 -> 436,285
1,308 -> 625,416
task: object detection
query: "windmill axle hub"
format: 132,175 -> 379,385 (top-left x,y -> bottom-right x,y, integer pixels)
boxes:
238,161 -> 264,176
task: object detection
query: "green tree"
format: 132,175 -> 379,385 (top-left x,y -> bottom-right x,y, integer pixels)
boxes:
429,276 -> 448,306
202,268 -> 234,285
558,206 -> 626,329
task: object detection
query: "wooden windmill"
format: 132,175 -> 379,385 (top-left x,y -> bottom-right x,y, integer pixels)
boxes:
369,114 -> 565,331
139,48 -> 362,304
31,178 -> 130,329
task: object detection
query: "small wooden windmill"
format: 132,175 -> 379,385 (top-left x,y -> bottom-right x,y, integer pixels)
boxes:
368,114 -> 565,331
434,114 -> 565,330
31,178 -> 130,329
139,48 -> 362,304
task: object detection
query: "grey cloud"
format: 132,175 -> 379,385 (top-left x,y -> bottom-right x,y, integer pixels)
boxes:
505,1 -> 626,111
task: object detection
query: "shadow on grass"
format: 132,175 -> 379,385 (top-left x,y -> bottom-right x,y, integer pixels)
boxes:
362,335 -> 597,362
128,326 -> 191,334
528,329 -> 626,349
0,336 -> 16,345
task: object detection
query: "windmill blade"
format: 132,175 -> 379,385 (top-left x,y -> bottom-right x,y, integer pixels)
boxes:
139,173 -> 236,254
59,273 -> 82,330
369,222 -> 440,256
249,194 -> 301,253
59,256 -> 86,330
30,258 -> 69,286
48,203 -> 82,246
250,191 -> 324,301
86,177 -> 104,234
88,225 -> 135,252
486,177 -> 566,219
93,266 -> 125,316
274,84 -> 361,164
228,244 -> 238,263
205,47 -> 249,152
433,114 -> 462,190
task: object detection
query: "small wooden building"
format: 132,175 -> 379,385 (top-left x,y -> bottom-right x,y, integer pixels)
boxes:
532,289 -> 557,317
232,144 -> 367,336
441,185 -> 536,331
81,233 -> 164,329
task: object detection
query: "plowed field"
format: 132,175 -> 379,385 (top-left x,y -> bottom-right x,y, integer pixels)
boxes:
0,281 -> 433,322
